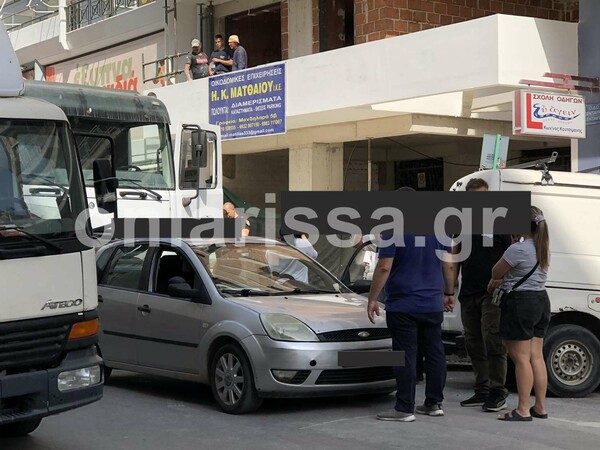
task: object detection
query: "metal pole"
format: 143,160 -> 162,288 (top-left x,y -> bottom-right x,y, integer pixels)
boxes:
367,138 -> 372,191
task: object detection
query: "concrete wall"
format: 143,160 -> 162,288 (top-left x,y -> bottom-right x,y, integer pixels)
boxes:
354,0 -> 579,44
223,150 -> 289,209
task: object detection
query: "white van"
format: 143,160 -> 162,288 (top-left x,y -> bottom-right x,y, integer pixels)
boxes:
447,168 -> 600,397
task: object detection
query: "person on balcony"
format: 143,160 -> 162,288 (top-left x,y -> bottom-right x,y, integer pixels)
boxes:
184,39 -> 209,81
209,34 -> 232,76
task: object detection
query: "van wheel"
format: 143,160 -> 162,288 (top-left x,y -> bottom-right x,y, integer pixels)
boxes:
0,418 -> 42,436
544,324 -> 600,398
210,344 -> 263,414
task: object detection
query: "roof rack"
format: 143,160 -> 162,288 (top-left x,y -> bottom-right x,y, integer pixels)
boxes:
508,151 -> 558,185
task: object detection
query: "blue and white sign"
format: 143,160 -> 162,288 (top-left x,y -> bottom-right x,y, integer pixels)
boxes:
209,63 -> 285,140
586,102 -> 600,126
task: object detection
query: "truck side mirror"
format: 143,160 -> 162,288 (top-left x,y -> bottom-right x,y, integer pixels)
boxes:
190,128 -> 208,168
93,159 -> 118,215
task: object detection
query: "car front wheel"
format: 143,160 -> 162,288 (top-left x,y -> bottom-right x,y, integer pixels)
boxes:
210,343 -> 263,414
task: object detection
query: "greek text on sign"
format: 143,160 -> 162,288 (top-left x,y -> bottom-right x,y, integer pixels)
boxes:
513,90 -> 586,139
209,64 -> 286,140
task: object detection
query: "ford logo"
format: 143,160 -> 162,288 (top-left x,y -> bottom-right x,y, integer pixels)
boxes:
358,331 -> 370,338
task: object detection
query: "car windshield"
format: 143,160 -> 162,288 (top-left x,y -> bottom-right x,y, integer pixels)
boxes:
191,242 -> 351,296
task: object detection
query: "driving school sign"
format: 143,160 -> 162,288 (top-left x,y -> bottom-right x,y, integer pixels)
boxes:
513,90 -> 586,139
209,63 -> 285,140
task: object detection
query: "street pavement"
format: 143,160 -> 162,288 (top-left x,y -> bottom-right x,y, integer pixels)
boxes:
2,368 -> 599,450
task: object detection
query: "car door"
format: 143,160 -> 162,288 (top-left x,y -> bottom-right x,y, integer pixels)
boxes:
134,245 -> 210,374
341,241 -> 379,295
97,244 -> 151,366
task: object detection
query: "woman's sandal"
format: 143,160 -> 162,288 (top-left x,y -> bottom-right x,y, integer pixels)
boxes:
530,406 -> 548,419
498,409 -> 533,422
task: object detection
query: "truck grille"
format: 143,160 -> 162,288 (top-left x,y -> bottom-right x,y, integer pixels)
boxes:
317,328 -> 391,342
315,367 -> 395,385
0,315 -> 72,372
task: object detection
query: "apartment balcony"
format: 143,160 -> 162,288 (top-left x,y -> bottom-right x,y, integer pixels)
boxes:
147,14 -> 578,154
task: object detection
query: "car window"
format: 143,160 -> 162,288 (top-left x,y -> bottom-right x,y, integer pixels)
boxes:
347,243 -> 378,284
102,245 -> 149,290
153,248 -> 198,296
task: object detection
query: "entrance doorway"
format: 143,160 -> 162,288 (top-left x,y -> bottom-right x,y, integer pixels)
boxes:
225,3 -> 282,68
395,159 -> 444,191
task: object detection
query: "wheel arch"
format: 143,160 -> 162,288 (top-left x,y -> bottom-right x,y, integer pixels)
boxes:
550,311 -> 600,341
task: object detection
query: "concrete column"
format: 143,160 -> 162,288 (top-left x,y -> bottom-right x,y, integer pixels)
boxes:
288,0 -> 313,59
289,143 -> 343,191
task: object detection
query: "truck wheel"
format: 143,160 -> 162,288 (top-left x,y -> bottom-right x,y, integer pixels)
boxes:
210,344 -> 263,414
544,324 -> 600,398
0,418 -> 42,437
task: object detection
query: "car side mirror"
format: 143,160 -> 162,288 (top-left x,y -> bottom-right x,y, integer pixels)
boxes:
93,159 -> 118,215
348,279 -> 371,294
167,277 -> 211,304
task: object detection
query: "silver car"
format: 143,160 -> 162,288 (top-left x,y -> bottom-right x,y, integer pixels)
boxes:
96,237 -> 395,414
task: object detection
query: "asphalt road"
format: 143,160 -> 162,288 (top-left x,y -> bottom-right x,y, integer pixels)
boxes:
2,369 -> 600,450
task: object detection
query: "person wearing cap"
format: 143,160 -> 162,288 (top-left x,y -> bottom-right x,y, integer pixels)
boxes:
211,35 -> 247,72
184,39 -> 209,81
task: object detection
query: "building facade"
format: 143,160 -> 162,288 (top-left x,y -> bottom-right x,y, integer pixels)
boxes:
5,0 -> 583,209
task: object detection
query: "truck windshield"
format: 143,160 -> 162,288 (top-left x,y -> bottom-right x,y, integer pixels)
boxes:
0,119 -> 87,242
74,121 -> 174,190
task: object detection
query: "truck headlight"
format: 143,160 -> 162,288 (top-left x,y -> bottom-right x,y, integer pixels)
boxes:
57,365 -> 102,392
260,314 -> 318,342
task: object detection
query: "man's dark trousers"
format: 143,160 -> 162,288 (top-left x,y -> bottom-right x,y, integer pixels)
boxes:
460,293 -> 507,397
386,311 -> 446,413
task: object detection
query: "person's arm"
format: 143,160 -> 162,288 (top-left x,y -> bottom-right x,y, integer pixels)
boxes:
212,57 -> 233,67
184,63 -> 192,81
367,257 -> 393,324
487,257 -> 513,293
442,259 -> 456,312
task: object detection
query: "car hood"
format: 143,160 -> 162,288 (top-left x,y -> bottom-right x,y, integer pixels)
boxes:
227,293 -> 387,334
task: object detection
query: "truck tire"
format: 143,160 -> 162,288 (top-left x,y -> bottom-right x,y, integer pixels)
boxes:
544,324 -> 600,398
0,418 -> 42,437
210,343 -> 263,414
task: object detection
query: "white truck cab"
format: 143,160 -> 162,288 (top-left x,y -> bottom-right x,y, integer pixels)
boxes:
448,167 -> 600,397
0,23 -> 105,436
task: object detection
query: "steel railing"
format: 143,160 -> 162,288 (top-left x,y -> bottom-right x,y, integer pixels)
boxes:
67,0 -> 153,31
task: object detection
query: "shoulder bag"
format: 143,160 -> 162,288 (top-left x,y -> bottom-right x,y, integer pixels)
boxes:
491,262 -> 539,306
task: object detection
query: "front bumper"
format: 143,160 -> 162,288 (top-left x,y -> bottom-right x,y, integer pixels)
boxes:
242,335 -> 397,398
0,347 -> 103,425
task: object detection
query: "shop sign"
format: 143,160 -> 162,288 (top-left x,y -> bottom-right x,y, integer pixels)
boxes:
513,90 -> 586,139
45,35 -> 166,92
208,63 -> 286,140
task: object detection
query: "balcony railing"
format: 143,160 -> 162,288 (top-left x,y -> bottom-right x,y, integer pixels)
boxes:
67,0 -> 154,31
2,9 -> 58,32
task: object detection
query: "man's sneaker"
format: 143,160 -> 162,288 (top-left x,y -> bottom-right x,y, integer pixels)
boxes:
482,396 -> 508,412
460,393 -> 487,407
376,409 -> 416,422
416,403 -> 444,416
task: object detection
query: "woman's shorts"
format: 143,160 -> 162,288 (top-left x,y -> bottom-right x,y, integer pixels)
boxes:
500,290 -> 551,341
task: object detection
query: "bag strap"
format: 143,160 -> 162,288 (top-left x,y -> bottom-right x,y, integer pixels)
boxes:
512,262 -> 539,291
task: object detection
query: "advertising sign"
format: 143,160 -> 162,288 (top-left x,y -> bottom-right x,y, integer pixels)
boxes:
209,63 -> 285,140
45,34 -> 166,92
586,102 -> 600,126
513,90 -> 586,139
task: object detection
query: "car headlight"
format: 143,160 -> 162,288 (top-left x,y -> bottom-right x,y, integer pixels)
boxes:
260,314 -> 319,342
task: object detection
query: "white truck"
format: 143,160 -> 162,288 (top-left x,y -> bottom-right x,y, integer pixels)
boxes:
446,166 -> 600,397
21,80 -> 224,230
0,23 -> 111,435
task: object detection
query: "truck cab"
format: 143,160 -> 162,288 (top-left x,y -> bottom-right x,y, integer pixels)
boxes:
1,23 -> 104,436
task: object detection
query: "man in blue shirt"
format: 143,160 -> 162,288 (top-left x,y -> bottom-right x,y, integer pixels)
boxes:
368,232 -> 456,422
